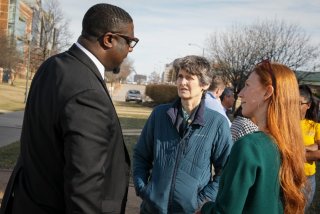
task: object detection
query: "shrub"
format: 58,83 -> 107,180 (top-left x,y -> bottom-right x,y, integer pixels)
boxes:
145,84 -> 178,104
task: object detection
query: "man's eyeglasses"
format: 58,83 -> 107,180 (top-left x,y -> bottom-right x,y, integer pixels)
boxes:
98,32 -> 139,48
111,33 -> 139,48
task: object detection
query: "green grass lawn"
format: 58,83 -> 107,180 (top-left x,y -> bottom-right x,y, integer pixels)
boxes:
0,136 -> 141,170
0,80 -> 151,170
0,141 -> 20,169
0,79 -> 150,169
0,132 -> 141,186
0,100 -> 149,169
0,79 -> 26,111
0,94 -> 152,169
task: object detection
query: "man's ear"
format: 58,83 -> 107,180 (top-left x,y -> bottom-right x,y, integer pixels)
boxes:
264,85 -> 274,100
203,84 -> 210,91
102,33 -> 113,48
307,102 -> 312,109
218,87 -> 224,97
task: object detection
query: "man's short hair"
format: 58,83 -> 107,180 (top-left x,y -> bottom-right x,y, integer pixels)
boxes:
82,3 -> 133,39
208,75 -> 225,91
220,87 -> 234,101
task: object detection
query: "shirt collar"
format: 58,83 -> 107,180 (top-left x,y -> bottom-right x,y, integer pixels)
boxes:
75,42 -> 105,80
207,91 -> 217,99
167,97 -> 206,127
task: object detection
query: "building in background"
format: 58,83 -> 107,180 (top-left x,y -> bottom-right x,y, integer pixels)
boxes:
0,0 -> 34,79
0,0 -> 57,80
134,74 -> 147,85
161,62 -> 175,84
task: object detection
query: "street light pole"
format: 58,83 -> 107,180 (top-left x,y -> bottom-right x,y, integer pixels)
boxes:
188,43 -> 205,57
24,34 -> 32,103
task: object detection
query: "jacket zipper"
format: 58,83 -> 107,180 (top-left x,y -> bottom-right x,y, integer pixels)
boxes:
168,127 -> 194,213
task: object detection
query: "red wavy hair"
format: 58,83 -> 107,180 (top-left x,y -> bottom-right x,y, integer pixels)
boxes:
254,62 -> 306,213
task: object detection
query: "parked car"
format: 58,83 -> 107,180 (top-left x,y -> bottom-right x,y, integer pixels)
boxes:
125,90 -> 142,103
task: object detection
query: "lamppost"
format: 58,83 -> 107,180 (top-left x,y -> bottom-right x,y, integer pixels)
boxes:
47,41 -> 53,59
24,33 -> 32,103
188,43 -> 205,56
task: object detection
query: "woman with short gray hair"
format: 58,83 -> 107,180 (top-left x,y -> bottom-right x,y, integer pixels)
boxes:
133,55 -> 233,214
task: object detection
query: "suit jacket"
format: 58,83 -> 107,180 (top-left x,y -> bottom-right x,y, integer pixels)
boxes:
0,44 -> 131,214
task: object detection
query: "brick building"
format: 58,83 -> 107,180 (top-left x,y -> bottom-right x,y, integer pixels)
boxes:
0,0 -> 34,79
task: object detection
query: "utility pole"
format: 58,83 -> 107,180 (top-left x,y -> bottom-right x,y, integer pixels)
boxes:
24,34 -> 32,103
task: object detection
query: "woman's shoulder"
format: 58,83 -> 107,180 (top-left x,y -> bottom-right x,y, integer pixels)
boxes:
153,103 -> 171,111
302,119 -> 320,130
232,131 -> 279,161
235,131 -> 275,149
302,118 -> 319,125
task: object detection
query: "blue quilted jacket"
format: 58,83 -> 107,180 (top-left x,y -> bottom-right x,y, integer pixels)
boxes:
133,98 -> 232,214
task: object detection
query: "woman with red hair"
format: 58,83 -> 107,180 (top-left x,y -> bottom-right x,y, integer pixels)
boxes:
200,60 -> 306,214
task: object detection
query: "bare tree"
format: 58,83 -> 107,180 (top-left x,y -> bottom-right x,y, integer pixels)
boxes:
30,0 -> 72,74
0,34 -> 23,84
105,58 -> 135,84
207,19 -> 320,104
148,71 -> 161,84
104,58 -> 135,97
118,58 -> 136,82
41,0 -> 72,54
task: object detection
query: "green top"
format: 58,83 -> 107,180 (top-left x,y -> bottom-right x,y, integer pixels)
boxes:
201,131 -> 283,214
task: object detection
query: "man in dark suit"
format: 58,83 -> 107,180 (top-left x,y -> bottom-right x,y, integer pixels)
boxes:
0,3 -> 138,214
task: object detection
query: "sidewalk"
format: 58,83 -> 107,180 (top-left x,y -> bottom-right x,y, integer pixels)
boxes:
0,111 -> 141,148
0,111 -> 23,147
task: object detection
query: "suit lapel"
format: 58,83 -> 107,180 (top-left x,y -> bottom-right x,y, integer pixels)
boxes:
68,44 -> 109,94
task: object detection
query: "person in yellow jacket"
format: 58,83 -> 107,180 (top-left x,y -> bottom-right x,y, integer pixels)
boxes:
299,84 -> 320,210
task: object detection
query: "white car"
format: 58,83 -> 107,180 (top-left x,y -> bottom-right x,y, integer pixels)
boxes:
125,90 -> 142,103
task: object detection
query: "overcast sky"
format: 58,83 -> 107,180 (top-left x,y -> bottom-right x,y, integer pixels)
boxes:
59,0 -> 320,77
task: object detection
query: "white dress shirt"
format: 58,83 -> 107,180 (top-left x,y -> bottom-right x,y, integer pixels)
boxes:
75,42 -> 105,80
